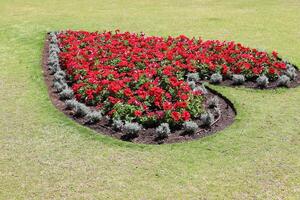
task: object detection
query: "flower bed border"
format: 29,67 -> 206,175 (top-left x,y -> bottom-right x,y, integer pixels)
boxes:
42,32 -> 237,144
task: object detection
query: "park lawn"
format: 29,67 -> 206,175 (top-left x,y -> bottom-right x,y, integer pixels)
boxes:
0,0 -> 299,199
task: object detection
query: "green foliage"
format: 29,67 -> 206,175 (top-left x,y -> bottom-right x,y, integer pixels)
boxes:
112,103 -> 139,122
187,95 -> 204,118
108,58 -> 121,66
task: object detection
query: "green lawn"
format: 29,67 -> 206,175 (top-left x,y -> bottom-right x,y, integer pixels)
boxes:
0,0 -> 300,199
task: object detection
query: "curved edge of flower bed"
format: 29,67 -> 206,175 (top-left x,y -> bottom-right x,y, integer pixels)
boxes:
202,63 -> 300,89
205,86 -> 237,115
42,32 -> 236,145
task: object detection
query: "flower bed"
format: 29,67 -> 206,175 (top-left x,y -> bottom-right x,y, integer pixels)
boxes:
45,30 -> 298,144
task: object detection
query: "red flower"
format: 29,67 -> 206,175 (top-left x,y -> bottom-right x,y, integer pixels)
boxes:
268,67 -> 276,75
171,111 -> 181,121
163,101 -> 172,110
182,110 -> 191,121
244,63 -> 251,70
222,64 -> 228,75
124,88 -> 133,97
180,94 -> 189,101
272,51 -> 278,58
134,110 -> 142,117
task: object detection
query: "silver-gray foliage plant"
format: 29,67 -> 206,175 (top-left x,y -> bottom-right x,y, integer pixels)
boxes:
59,88 -> 74,100
187,81 -> 196,89
186,73 -> 200,82
86,111 -> 102,124
200,112 -> 214,127
277,75 -> 290,87
73,102 -> 90,117
256,75 -> 269,88
53,81 -> 67,93
112,119 -> 124,131
65,99 -> 78,110
183,121 -> 198,134
207,96 -> 219,108
232,74 -> 245,85
193,83 -> 207,94
285,64 -> 297,80
155,123 -> 171,138
54,70 -> 66,82
124,122 -> 142,135
210,73 -> 222,84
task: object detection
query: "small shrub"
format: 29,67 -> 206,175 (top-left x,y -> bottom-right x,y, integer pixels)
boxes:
53,81 -> 67,92
210,73 -> 222,84
55,70 -> 66,78
193,84 -> 207,94
86,111 -> 102,124
48,53 -> 59,63
124,122 -> 141,135
49,32 -> 58,44
59,88 -> 74,100
73,102 -> 90,117
285,65 -> 297,80
54,71 -> 66,82
155,123 -> 171,138
232,74 -> 245,85
65,99 -> 78,110
112,119 -> 124,131
186,73 -> 200,82
207,97 -> 219,108
183,121 -> 198,134
48,62 -> 60,74
200,112 -> 214,127
49,44 -> 60,54
256,75 -> 269,88
277,75 -> 290,87
187,81 -> 196,89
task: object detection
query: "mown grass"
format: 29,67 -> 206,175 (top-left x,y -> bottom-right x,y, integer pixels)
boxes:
0,0 -> 299,199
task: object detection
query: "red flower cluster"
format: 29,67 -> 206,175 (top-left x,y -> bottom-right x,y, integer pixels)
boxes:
57,30 -> 287,124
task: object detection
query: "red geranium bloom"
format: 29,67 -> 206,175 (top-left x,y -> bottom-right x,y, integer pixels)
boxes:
182,110 -> 191,121
163,101 -> 173,110
171,111 -> 181,121
134,110 -> 142,117
268,67 -> 276,74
